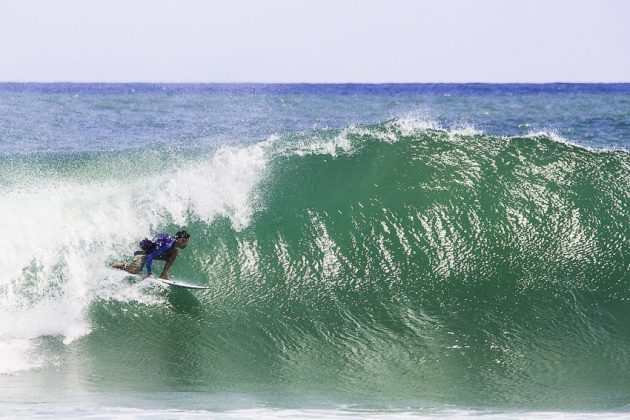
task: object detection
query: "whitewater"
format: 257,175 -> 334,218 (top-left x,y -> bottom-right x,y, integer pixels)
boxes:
0,84 -> 628,418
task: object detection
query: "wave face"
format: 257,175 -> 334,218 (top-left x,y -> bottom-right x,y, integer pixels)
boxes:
1,121 -> 629,409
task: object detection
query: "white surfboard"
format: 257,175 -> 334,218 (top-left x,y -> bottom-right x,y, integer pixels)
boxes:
115,269 -> 210,289
157,278 -> 211,290
111,268 -> 210,290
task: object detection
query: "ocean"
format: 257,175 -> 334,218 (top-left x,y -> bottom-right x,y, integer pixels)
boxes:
0,84 -> 628,419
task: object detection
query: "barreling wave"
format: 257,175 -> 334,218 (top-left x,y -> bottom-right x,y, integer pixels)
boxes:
1,120 -> 629,408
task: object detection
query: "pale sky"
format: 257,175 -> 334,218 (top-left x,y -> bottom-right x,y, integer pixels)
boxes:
1,0 -> 629,83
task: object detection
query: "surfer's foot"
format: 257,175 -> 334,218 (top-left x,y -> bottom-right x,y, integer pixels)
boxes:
112,262 -> 127,270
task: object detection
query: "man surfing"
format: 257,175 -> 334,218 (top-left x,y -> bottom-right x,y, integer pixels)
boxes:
112,230 -> 190,280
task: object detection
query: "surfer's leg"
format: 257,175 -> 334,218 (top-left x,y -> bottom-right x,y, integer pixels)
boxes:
111,262 -> 134,272
128,252 -> 147,274
112,251 -> 146,274
111,261 -> 142,274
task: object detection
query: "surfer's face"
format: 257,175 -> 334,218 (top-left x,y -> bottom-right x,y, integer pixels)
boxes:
176,237 -> 189,248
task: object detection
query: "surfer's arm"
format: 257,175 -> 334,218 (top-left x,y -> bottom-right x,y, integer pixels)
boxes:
159,248 -> 180,280
159,257 -> 174,280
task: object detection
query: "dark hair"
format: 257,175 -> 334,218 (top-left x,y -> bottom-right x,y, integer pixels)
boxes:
175,230 -> 190,240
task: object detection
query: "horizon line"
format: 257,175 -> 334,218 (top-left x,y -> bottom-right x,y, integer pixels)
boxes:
1,81 -> 630,85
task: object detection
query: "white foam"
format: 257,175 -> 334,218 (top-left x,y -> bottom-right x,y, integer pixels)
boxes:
450,125 -> 482,137
279,117 -> 487,160
386,116 -> 441,137
0,339 -> 45,374
287,129 -> 355,158
521,129 -> 598,151
0,142 -> 270,374
385,116 -> 482,142
174,143 -> 268,230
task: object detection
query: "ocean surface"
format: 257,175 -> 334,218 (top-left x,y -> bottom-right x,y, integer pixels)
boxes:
0,83 -> 628,419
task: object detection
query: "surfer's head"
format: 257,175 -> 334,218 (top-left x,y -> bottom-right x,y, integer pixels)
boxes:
174,230 -> 190,248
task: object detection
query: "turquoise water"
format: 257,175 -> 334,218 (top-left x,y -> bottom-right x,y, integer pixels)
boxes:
0,84 -> 628,418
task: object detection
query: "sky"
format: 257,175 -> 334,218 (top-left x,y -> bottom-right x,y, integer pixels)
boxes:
0,0 -> 629,83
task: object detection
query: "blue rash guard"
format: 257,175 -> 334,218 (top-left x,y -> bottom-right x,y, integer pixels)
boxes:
145,233 -> 175,276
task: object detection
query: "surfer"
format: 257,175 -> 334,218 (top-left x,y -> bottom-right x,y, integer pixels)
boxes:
111,230 -> 191,280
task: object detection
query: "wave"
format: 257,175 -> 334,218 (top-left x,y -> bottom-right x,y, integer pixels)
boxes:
1,120 -> 629,407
